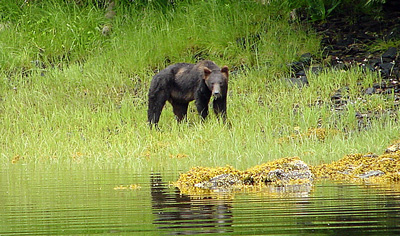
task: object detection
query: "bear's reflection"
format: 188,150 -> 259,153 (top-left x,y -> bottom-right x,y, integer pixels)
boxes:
150,173 -> 233,235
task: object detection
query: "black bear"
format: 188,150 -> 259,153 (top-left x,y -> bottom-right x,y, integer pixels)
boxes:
147,60 -> 229,127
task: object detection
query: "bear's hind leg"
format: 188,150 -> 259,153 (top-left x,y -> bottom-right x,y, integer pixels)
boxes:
148,93 -> 169,127
171,102 -> 189,122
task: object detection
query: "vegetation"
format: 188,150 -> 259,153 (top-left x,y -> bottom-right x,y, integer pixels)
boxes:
290,0 -> 387,21
0,0 -> 398,171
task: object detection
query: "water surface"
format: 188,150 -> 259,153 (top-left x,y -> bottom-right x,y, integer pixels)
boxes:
1,165 -> 399,235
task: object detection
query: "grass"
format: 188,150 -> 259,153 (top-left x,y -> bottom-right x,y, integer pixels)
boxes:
368,39 -> 400,53
0,0 -> 399,171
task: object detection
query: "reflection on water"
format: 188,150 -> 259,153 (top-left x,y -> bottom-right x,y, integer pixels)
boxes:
0,167 -> 399,235
150,173 -> 233,235
150,173 -> 400,235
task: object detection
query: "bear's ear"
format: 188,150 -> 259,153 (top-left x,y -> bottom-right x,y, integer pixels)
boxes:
221,66 -> 229,77
203,67 -> 212,80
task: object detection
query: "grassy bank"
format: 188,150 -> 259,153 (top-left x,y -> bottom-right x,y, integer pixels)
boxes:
1,1 -> 398,171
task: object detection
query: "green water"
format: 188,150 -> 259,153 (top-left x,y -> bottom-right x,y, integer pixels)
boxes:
1,165 -> 399,235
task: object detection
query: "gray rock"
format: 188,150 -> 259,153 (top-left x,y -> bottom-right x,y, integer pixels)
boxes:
382,47 -> 397,59
194,173 -> 243,190
284,76 -> 309,88
365,87 -> 376,95
358,170 -> 385,179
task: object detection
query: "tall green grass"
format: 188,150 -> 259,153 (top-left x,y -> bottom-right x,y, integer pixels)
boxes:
0,1 -> 398,171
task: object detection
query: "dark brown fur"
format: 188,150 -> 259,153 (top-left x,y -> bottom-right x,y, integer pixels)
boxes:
147,60 -> 229,127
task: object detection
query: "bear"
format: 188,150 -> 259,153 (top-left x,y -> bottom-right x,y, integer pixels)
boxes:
147,60 -> 229,128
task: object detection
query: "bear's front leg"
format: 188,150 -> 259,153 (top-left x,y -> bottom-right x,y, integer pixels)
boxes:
213,97 -> 227,122
195,93 -> 211,120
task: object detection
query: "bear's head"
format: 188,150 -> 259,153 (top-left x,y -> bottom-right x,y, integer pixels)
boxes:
203,66 -> 229,98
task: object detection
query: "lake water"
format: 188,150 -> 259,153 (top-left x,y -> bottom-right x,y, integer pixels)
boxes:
1,165 -> 400,235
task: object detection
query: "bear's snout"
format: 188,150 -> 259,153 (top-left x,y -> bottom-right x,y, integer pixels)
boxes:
212,86 -> 222,98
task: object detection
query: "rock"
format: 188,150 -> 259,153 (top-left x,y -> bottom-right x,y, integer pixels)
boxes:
383,1 -> 400,12
331,92 -> 347,105
361,63 -> 376,73
194,173 -> 243,190
365,87 -> 376,95
330,93 -> 341,102
289,53 -> 314,75
105,10 -> 116,19
386,27 -> 400,40
183,158 -> 314,193
358,170 -> 385,179
300,53 -> 312,65
105,1 -> 116,19
284,76 -> 309,88
248,159 -> 314,187
265,165 -> 313,185
289,61 -> 304,73
309,66 -> 323,74
102,25 -> 112,36
363,153 -> 378,158
385,141 -> 400,153
306,10 -> 400,120
369,58 -> 381,67
382,47 -> 397,60
295,70 -> 306,77
379,62 -> 395,77
373,83 -> 383,89
299,75 -> 309,86
31,60 -> 45,69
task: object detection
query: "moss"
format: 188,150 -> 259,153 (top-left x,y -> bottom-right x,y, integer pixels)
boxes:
312,149 -> 400,183
175,157 -> 313,195
175,165 -> 241,187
